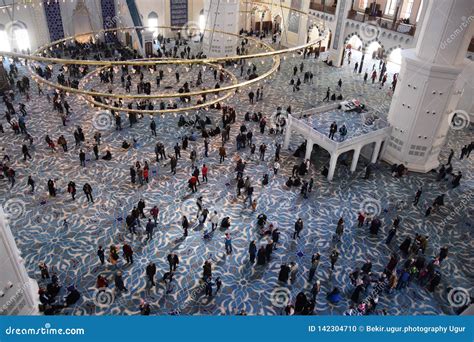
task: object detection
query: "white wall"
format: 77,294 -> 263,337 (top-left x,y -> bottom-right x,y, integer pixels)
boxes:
60,0 -> 104,39
0,3 -> 49,52
0,208 -> 38,315
134,0 -> 204,37
203,0 -> 240,56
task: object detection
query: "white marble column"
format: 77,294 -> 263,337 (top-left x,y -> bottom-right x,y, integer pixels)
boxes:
327,0 -> 353,66
305,138 -> 313,160
283,120 -> 292,149
350,146 -> 362,172
327,152 -> 339,181
371,140 -> 382,163
0,208 -> 38,315
383,0 -> 474,172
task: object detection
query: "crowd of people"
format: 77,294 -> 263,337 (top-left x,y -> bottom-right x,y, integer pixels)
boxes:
0,28 -> 471,317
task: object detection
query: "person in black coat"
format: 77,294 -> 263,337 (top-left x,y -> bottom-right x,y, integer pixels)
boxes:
427,272 -> 441,292
278,263 -> 290,282
272,228 -> 280,249
202,260 -> 212,279
146,262 -> 156,286
438,246 -> 448,262
83,183 -> 94,203
182,216 -> 189,236
97,246 -> 105,265
257,246 -> 266,265
350,285 -> 364,303
167,253 -> 179,272
369,217 -> 381,235
64,285 -> 81,307
265,241 -> 273,262
294,292 -> 308,314
249,241 -> 257,263
399,236 -> 412,255
361,260 -> 372,274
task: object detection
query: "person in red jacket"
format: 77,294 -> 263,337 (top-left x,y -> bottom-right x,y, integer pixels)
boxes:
188,176 -> 198,193
202,164 -> 208,183
150,206 -> 159,223
96,274 -> 108,289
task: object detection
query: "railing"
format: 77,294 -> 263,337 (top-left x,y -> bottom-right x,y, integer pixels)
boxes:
347,11 -> 416,36
288,107 -> 392,153
309,2 -> 336,15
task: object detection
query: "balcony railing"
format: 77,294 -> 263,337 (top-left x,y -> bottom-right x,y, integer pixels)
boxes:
347,11 -> 416,36
309,2 -> 336,15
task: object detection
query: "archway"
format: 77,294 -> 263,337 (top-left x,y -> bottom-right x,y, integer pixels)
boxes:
199,9 -> 205,34
254,7 -> 271,31
4,21 -> 31,53
346,35 -> 363,51
309,26 -> 330,52
386,47 -> 402,74
367,41 -> 383,59
344,34 -> 364,66
72,0 -> 94,43
148,12 -> 158,38
0,24 -> 11,52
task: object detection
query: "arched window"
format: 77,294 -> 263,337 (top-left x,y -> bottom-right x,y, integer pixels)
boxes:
402,0 -> 415,19
199,9 -> 205,33
148,12 -> 158,37
0,25 -> 10,52
9,22 -> 30,52
14,27 -> 30,52
359,0 -> 368,10
384,0 -> 397,16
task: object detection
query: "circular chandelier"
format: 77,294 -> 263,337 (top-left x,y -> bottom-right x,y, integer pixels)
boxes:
78,61 -> 239,114
0,2 -> 325,115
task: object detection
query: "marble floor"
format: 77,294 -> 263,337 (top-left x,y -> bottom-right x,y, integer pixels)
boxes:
0,41 -> 472,316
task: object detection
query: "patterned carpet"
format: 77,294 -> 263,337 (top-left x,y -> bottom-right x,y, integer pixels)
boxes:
0,42 -> 472,316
